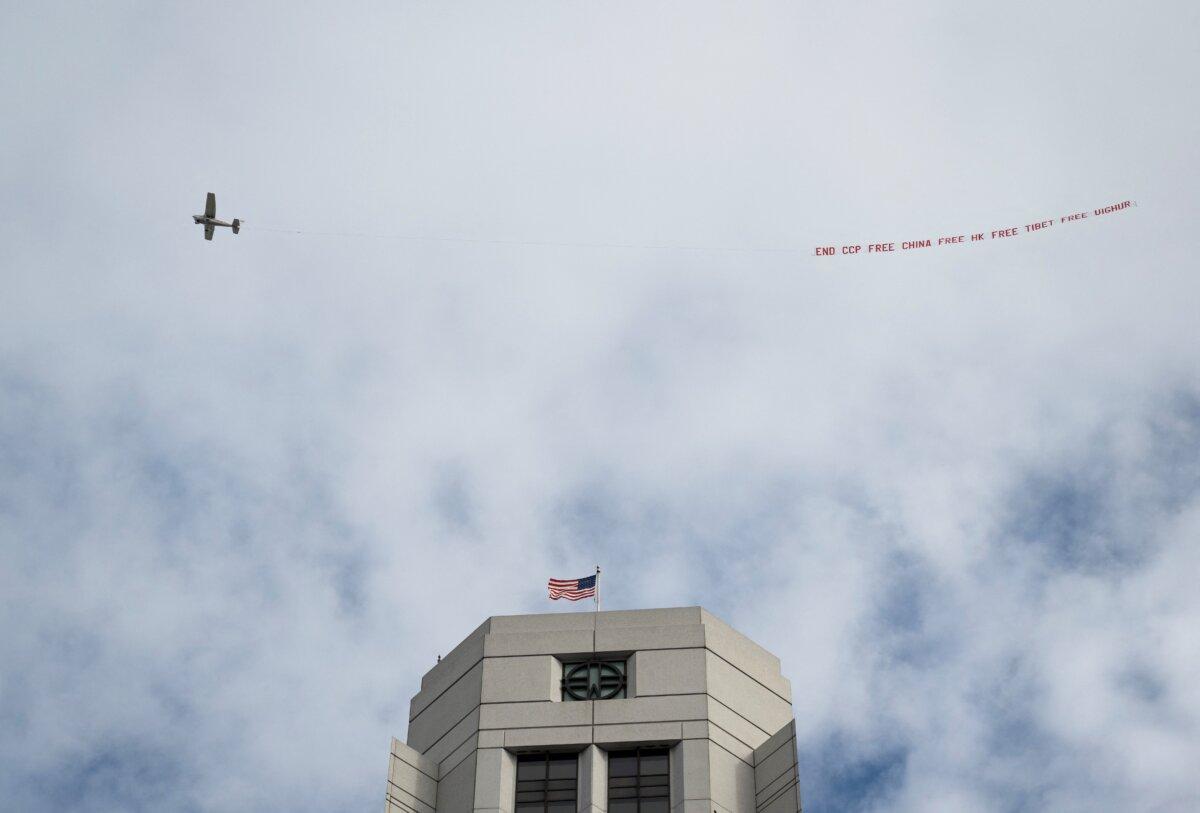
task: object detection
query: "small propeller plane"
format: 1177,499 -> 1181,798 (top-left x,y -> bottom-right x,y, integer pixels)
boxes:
193,192 -> 240,240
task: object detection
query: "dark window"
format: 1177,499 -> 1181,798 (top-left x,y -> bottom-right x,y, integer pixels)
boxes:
561,660 -> 627,700
607,748 -> 669,813
516,753 -> 578,813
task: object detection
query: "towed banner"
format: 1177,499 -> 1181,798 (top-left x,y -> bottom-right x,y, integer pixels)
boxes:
814,199 -> 1135,258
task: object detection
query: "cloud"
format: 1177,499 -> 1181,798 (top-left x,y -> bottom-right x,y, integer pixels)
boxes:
2,2 -> 1199,811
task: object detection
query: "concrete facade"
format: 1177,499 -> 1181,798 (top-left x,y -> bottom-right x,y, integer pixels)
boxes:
385,607 -> 802,813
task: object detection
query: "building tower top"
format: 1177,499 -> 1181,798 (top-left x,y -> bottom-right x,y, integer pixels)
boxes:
386,607 -> 802,813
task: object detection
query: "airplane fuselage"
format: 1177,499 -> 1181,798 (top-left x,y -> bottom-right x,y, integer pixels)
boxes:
193,215 -> 234,228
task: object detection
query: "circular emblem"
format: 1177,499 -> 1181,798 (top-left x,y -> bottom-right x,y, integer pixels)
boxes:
562,661 -> 626,700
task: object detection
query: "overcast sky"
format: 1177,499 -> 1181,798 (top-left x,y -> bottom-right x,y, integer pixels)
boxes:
2,2 -> 1199,811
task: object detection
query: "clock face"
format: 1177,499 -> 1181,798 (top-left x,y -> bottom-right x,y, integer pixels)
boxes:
561,660 -> 627,700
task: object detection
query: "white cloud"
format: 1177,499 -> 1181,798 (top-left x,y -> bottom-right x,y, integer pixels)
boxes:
2,2 -> 1198,811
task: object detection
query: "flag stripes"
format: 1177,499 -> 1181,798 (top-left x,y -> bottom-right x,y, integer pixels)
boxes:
548,575 -> 597,601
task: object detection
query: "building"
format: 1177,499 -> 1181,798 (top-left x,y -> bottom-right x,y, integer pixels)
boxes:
384,607 -> 803,813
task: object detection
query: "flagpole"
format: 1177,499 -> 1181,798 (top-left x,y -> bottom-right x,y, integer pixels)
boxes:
595,565 -> 601,614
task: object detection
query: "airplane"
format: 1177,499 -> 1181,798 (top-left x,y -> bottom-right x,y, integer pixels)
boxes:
193,192 -> 240,240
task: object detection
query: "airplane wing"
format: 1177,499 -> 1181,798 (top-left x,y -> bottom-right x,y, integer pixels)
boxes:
204,224 -> 215,241
205,192 -> 216,218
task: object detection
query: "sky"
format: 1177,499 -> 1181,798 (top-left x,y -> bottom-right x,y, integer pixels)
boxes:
1,2 -> 1198,811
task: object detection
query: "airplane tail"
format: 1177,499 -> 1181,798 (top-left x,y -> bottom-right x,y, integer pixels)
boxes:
232,219 -> 241,235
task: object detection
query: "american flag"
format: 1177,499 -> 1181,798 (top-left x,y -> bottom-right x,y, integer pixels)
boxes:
548,574 -> 597,601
